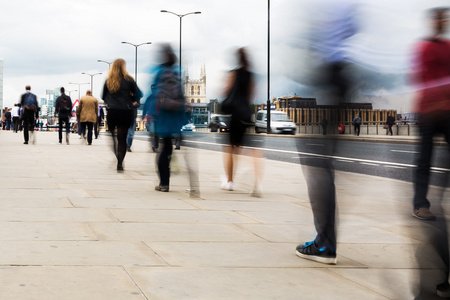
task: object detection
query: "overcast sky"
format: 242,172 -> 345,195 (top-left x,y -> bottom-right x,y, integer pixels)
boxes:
1,0 -> 449,112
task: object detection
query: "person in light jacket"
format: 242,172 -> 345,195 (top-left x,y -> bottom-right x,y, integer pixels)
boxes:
76,90 -> 98,146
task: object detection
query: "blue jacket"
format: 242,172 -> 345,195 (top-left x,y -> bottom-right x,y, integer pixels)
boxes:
152,64 -> 185,137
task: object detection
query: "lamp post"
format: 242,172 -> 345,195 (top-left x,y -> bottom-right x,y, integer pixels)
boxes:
160,10 -> 201,77
97,59 -> 112,70
67,90 -> 78,99
68,82 -> 89,100
121,42 -> 151,84
81,72 -> 102,95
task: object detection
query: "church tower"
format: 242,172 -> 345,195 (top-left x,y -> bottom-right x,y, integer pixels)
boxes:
184,64 -> 207,104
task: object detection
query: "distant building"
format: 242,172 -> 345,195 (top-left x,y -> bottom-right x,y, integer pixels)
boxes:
184,65 -> 206,104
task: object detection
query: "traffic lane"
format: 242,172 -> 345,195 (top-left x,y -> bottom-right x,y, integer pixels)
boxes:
183,132 -> 449,170
180,133 -> 449,187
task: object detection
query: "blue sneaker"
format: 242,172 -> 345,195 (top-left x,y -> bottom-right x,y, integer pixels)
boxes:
296,241 -> 337,265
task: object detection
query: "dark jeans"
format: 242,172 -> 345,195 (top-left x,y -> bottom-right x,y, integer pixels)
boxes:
158,137 -> 173,186
13,117 -> 20,133
298,138 -> 337,252
388,125 -> 393,135
81,122 -> 94,144
58,117 -> 70,142
94,117 -> 102,139
354,124 -> 360,136
22,110 -> 35,143
413,117 -> 450,210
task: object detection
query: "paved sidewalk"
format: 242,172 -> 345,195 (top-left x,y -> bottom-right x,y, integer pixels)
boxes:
0,130 -> 447,299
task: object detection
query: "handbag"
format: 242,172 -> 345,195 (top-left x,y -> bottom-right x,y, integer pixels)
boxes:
383,124 -> 389,129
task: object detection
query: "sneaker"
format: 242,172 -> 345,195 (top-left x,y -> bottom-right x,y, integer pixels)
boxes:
437,282 -> 450,298
295,241 -> 337,265
127,147 -> 132,152
413,207 -> 436,221
249,186 -> 263,198
58,141 -> 62,144
221,181 -> 234,191
155,185 -> 169,192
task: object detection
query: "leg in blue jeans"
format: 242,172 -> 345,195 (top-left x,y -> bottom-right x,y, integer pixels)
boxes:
127,120 -> 136,148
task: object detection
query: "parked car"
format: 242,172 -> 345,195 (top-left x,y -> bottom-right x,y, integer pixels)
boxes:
181,123 -> 196,132
208,115 -> 231,132
255,110 -> 296,134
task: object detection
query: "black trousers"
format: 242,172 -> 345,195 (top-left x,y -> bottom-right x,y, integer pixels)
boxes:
158,137 -> 173,186
13,117 -> 20,133
58,117 -> 70,142
22,110 -> 35,143
107,109 -> 133,167
81,122 -> 94,144
354,124 -> 360,136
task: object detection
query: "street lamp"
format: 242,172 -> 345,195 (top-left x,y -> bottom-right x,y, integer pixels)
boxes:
97,59 -> 112,70
67,90 -> 78,99
267,0 -> 271,134
160,10 -> 201,77
81,72 -> 102,94
121,41 -> 151,84
68,82 -> 89,100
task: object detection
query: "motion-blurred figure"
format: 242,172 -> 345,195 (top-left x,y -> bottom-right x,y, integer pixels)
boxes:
143,84 -> 160,152
54,87 -> 73,145
76,90 -> 99,146
20,85 -> 39,145
221,47 -> 263,197
94,105 -> 105,139
295,0 -> 358,265
410,7 -> 450,299
102,58 -> 142,171
152,44 -> 186,192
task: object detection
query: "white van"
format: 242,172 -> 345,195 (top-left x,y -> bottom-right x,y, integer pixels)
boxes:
255,110 -> 296,134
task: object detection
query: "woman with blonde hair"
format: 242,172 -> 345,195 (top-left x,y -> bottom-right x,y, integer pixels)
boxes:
102,58 -> 142,171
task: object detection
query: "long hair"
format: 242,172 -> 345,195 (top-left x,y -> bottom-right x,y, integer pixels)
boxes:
106,58 -> 134,93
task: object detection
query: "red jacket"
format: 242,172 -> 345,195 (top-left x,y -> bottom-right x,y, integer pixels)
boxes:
412,37 -> 450,114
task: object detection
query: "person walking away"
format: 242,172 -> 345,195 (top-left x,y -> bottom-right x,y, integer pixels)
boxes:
102,58 -> 142,171
143,84 -> 160,152
352,114 -> 361,136
54,87 -> 73,144
94,105 -> 104,139
126,92 -> 141,152
4,108 -> 12,131
153,44 -> 185,192
11,104 -> 20,133
386,113 -> 395,136
76,90 -> 98,146
20,85 -> 39,144
409,7 -> 450,298
220,47 -> 264,197
295,0 -> 358,265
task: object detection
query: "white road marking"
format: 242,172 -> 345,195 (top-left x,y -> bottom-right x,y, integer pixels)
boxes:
336,159 -> 354,163
390,150 -> 419,154
360,162 -> 379,166
384,165 -> 407,169
183,140 -> 450,172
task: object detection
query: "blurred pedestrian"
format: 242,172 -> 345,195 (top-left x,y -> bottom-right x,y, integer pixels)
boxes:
152,44 -> 185,192
102,58 -> 142,171
11,104 -> 20,133
320,118 -> 329,135
409,7 -> 450,299
220,47 -> 264,197
143,84 -> 159,152
3,107 -> 11,131
20,85 -> 39,144
386,113 -> 395,136
76,90 -> 98,146
352,113 -> 361,136
54,87 -> 73,144
94,105 -> 104,139
126,88 -> 141,152
295,0 -> 358,265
